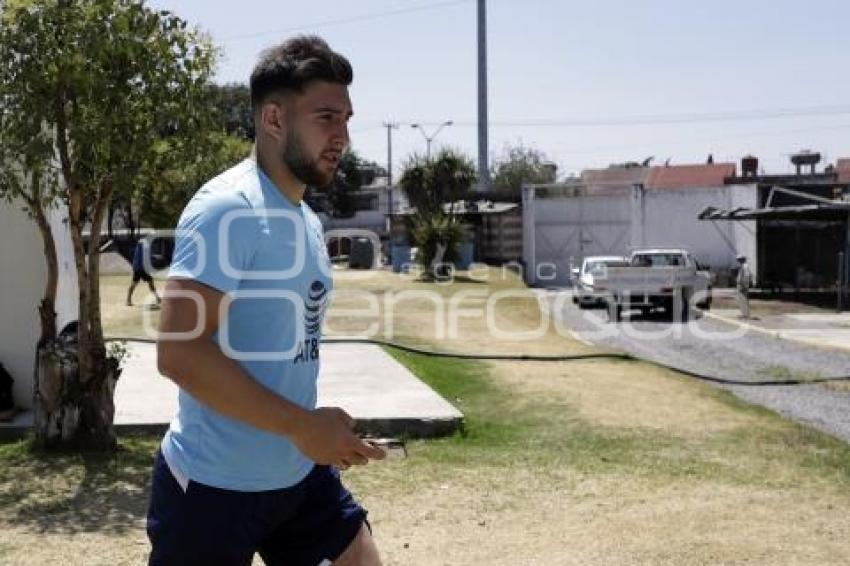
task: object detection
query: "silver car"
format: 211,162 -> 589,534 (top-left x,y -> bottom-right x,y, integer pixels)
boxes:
572,256 -> 628,308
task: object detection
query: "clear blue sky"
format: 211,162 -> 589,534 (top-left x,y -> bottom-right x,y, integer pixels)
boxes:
150,0 -> 850,179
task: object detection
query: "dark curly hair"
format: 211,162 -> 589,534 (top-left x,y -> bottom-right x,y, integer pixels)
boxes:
249,35 -> 353,109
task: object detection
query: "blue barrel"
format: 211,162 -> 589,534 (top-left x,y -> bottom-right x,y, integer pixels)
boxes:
391,245 -> 411,272
456,240 -> 474,270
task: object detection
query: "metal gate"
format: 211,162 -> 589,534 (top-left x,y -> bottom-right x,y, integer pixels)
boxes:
523,187 -> 630,286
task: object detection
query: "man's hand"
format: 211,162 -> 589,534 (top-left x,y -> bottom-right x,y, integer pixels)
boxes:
291,407 -> 386,469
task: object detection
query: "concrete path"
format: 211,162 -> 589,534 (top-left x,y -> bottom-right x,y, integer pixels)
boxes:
1,341 -> 463,440
705,309 -> 850,353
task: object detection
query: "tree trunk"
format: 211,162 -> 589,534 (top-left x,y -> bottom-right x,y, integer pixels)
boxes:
28,168 -> 63,447
41,120 -> 120,450
72,180 -> 119,450
86,184 -> 119,442
27,168 -> 59,345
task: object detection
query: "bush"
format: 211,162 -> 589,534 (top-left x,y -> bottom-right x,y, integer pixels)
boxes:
411,214 -> 467,277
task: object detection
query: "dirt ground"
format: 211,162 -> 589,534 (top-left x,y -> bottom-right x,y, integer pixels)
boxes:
336,270 -> 850,565
2,268 -> 849,565
360,468 -> 849,565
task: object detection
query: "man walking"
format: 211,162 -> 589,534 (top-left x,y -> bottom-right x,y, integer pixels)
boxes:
127,235 -> 161,306
147,36 -> 385,565
736,254 -> 752,319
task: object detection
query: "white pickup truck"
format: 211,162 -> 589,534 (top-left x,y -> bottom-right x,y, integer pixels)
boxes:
595,248 -> 712,321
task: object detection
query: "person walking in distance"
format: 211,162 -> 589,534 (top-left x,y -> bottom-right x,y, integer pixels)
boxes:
146,36 -> 385,565
127,235 -> 161,306
736,254 -> 752,319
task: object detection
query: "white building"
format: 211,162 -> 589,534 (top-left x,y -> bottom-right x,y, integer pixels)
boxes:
317,182 -> 408,237
0,200 -> 78,410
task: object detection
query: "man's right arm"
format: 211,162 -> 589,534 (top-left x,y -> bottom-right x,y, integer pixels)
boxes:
157,278 -> 385,468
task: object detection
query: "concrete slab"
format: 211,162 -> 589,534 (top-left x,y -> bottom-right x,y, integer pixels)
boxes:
318,343 -> 463,438
1,341 -> 463,440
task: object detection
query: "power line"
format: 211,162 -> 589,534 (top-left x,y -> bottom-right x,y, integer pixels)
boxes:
220,0 -> 472,42
351,104 -> 850,130
551,123 -> 850,157
439,104 -> 850,128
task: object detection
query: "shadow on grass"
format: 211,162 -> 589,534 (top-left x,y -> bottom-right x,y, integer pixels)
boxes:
0,434 -> 157,535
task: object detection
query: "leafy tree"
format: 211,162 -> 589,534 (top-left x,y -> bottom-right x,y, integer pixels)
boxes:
0,0 -> 217,449
491,142 -> 556,198
106,83 -> 251,239
307,149 -> 384,219
136,133 -> 252,229
208,83 -> 254,140
399,148 -> 476,277
324,150 -> 362,219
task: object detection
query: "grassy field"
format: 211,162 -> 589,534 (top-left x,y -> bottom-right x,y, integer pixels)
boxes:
1,268 -> 849,564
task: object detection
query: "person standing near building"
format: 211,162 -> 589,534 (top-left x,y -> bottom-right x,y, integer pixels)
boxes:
146,36 -> 385,565
736,254 -> 752,319
127,235 -> 161,306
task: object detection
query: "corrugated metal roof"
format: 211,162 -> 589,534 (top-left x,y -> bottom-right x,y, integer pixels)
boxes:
646,163 -> 736,189
699,202 -> 850,221
398,200 -> 518,216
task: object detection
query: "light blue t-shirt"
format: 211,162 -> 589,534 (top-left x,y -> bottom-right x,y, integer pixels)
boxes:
161,158 -> 333,491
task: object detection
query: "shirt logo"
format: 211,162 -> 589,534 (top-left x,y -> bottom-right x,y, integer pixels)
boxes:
305,280 -> 328,335
294,280 -> 328,365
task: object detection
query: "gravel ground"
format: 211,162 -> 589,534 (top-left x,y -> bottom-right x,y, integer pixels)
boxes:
541,290 -> 850,443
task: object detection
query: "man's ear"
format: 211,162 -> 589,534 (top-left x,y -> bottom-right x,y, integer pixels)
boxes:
259,100 -> 286,142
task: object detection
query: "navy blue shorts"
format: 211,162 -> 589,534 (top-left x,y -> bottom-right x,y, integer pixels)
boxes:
132,269 -> 153,283
146,450 -> 368,565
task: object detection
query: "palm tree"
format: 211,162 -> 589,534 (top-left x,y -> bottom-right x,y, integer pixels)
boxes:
400,148 -> 476,278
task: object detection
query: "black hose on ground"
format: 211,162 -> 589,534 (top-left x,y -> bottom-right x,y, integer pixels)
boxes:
107,336 -> 850,387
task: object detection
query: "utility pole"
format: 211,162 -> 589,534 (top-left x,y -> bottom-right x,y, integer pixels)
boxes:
382,121 -> 399,228
382,121 -> 398,187
477,0 -> 490,193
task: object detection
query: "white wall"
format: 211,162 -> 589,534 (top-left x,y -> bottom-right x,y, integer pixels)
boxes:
0,201 -> 78,409
319,210 -> 386,234
642,186 -> 750,270
730,184 -> 759,280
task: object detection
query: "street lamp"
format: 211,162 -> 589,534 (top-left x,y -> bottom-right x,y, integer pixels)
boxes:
411,120 -> 453,160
